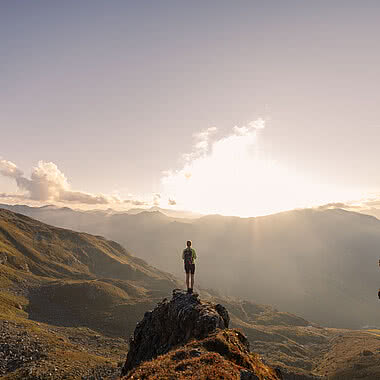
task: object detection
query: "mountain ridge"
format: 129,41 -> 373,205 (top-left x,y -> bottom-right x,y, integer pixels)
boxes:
3,203 -> 379,328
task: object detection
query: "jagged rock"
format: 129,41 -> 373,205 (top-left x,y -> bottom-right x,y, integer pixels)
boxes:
121,289 -> 230,375
215,302 -> 230,327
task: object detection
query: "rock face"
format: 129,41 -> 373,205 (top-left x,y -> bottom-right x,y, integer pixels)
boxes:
121,289 -> 230,375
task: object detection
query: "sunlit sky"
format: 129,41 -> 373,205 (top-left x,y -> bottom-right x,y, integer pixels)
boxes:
1,1 -> 380,217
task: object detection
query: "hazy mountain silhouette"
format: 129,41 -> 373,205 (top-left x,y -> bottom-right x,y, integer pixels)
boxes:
126,206 -> 203,219
1,204 -> 380,329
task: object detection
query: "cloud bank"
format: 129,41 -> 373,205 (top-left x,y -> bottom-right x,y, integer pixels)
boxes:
161,119 -> 365,216
0,159 -> 146,207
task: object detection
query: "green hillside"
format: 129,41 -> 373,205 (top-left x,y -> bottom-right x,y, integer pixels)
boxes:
0,208 -> 182,378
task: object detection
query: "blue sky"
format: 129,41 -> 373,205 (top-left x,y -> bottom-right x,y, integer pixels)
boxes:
1,1 -> 380,216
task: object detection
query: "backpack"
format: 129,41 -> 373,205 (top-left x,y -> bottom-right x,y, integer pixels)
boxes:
184,247 -> 193,266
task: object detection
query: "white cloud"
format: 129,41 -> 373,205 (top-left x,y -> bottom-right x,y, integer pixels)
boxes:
312,194 -> 380,221
161,119 -> 364,217
0,193 -> 25,200
346,193 -> 380,219
0,159 -> 24,179
60,190 -> 110,205
16,161 -> 69,201
183,126 -> 217,162
0,159 -> 150,208
124,199 -> 147,206
249,118 -> 265,129
317,202 -> 353,210
153,193 -> 161,206
361,194 -> 380,207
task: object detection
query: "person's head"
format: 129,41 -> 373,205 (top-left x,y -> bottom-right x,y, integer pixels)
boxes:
186,240 -> 192,247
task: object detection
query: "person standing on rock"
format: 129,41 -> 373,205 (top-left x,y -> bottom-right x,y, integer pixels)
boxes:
183,240 -> 197,294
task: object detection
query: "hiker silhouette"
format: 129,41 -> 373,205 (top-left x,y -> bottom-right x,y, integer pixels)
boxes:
182,240 -> 197,294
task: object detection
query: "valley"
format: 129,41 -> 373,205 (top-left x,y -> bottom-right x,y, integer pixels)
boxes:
4,204 -> 380,329
1,207 -> 380,379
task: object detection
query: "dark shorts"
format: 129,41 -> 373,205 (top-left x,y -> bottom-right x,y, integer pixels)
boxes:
184,263 -> 195,274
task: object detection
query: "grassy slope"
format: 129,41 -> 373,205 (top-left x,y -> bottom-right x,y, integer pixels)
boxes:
122,329 -> 280,380
0,208 -> 181,378
212,296 -> 329,375
0,208 -> 180,336
314,329 -> 380,379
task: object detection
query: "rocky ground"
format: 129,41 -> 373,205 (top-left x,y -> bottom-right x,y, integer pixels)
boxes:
0,320 -> 48,376
0,319 -> 127,380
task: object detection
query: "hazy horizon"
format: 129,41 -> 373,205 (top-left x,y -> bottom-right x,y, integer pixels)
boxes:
1,1 -> 380,218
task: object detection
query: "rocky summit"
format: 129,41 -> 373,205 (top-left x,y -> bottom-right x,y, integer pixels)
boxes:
122,289 -> 230,375
121,289 -> 280,379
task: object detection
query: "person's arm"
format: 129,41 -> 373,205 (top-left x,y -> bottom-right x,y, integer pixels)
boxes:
182,250 -> 184,260
192,248 -> 197,262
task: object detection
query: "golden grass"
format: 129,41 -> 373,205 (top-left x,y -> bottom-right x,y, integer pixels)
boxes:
123,330 -> 280,380
0,290 -> 28,318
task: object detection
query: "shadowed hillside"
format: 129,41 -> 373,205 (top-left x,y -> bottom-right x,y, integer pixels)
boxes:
0,208 -> 180,333
5,204 -> 380,328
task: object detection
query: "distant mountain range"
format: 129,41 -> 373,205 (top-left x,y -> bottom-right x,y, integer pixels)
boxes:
0,204 -> 202,219
1,203 -> 380,329
126,206 -> 203,219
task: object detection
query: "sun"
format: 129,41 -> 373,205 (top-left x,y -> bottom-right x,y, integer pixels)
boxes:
162,121 -> 363,217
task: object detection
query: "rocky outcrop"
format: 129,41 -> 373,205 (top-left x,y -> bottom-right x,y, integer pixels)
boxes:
121,289 -> 230,375
121,289 -> 282,379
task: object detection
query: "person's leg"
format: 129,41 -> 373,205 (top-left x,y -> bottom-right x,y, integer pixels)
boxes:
186,272 -> 190,290
190,264 -> 195,292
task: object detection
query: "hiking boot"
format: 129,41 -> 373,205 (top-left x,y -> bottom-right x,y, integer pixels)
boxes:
187,288 -> 191,294
189,288 -> 193,294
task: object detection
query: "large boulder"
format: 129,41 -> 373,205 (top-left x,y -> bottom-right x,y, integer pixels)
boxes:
121,289 -> 229,375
